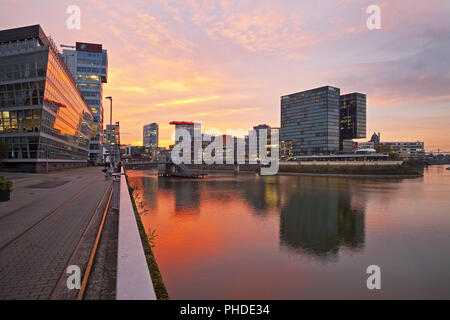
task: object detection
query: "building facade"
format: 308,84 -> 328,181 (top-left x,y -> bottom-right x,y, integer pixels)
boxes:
170,121 -> 202,163
104,121 -> 120,163
61,42 -> 108,164
339,92 -> 366,153
143,123 -> 159,150
381,142 -> 425,159
281,86 -> 341,156
339,93 -> 366,140
0,25 -> 93,172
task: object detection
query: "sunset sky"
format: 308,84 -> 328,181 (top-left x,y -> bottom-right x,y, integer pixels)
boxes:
2,0 -> 450,151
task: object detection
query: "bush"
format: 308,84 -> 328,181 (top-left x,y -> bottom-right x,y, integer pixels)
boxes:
0,176 -> 13,192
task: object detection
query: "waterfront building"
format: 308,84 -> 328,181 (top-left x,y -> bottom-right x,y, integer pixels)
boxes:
252,124 -> 272,160
380,141 -> 425,159
0,25 -> 93,172
61,42 -> 108,165
339,92 -> 366,153
280,140 -> 293,160
281,86 -> 341,156
170,121 -> 202,163
357,141 -> 375,150
339,93 -> 366,139
281,86 -> 368,156
170,121 -> 201,139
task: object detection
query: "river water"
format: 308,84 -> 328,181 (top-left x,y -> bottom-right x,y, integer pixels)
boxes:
126,165 -> 450,299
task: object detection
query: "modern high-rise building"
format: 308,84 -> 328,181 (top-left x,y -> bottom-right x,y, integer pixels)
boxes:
170,121 -> 202,163
143,123 -> 159,149
339,93 -> 366,139
339,92 -> 366,153
281,86 -> 341,155
251,124 -> 279,160
61,42 -> 108,164
104,121 -> 120,163
281,86 -> 367,156
170,121 -> 201,139
0,25 -> 93,172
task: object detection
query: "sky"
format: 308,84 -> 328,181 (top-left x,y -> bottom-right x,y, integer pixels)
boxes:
1,0 -> 450,151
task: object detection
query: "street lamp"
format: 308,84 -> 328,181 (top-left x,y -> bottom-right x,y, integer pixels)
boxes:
105,96 -> 113,164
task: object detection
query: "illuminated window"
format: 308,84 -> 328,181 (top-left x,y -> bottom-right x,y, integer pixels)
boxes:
87,75 -> 99,81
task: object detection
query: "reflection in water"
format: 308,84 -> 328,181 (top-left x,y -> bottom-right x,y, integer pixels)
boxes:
132,171 -> 367,260
126,167 -> 450,299
158,179 -> 201,213
241,175 -> 366,259
243,176 -> 282,213
280,186 -> 365,260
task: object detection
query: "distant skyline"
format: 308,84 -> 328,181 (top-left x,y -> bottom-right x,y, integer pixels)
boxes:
2,0 -> 450,151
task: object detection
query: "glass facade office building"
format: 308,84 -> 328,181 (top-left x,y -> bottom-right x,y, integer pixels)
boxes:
281,86 -> 341,155
61,42 -> 108,164
340,93 -> 366,140
0,25 -> 93,172
143,123 -> 159,149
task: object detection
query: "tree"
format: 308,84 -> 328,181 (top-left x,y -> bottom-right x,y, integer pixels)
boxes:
376,144 -> 391,154
376,144 -> 399,160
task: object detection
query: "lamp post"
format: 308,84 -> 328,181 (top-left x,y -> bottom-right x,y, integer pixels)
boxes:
105,96 -> 113,164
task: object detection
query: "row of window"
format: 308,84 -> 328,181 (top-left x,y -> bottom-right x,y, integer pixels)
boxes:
0,109 -> 41,134
0,80 -> 45,108
0,50 -> 48,82
77,66 -> 106,74
76,51 -> 107,66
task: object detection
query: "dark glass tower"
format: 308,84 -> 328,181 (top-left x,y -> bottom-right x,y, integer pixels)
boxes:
339,93 -> 366,153
281,86 -> 341,155
339,93 -> 366,140
0,25 -> 93,172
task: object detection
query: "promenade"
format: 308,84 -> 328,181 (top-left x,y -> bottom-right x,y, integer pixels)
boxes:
0,167 -> 114,300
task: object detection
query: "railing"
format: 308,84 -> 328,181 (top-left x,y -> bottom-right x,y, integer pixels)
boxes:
123,159 -> 157,165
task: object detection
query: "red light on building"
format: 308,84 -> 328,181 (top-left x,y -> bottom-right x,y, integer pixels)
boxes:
169,121 -> 195,126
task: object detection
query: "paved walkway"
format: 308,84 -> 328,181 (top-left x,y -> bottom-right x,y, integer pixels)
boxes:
0,167 -> 111,300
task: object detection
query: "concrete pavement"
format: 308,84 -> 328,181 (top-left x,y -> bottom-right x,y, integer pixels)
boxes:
0,167 -> 112,300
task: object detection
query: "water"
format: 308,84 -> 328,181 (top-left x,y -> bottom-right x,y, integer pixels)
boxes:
126,166 -> 450,299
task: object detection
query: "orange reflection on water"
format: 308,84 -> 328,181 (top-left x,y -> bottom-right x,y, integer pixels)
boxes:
126,167 -> 450,299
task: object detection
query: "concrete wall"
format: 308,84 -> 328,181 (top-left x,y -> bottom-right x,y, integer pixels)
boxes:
116,168 -> 156,300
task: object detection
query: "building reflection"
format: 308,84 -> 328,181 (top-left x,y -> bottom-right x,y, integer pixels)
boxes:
242,176 -> 282,213
129,171 -> 368,258
279,177 -> 366,260
157,178 -> 201,213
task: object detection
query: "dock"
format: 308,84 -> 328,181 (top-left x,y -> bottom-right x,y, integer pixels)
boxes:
157,154 -> 208,179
